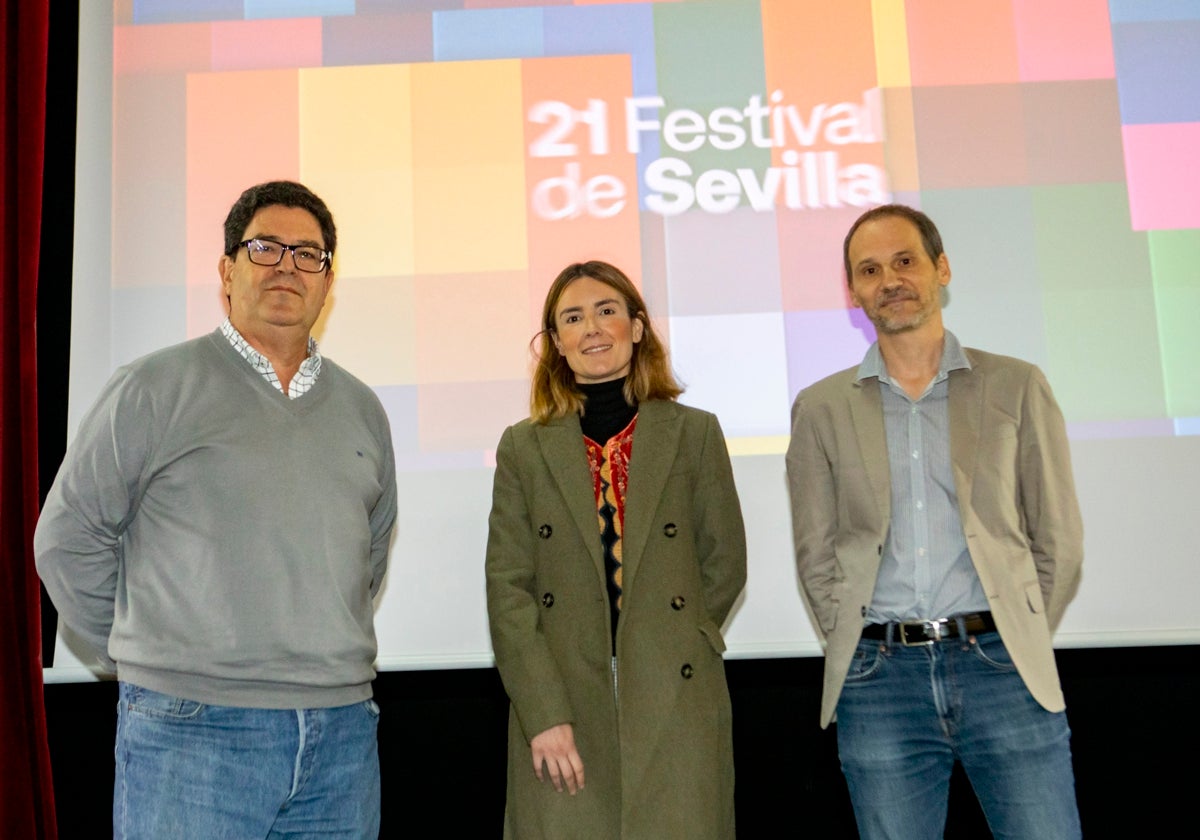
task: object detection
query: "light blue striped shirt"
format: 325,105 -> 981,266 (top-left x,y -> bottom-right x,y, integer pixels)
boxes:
858,331 -> 990,623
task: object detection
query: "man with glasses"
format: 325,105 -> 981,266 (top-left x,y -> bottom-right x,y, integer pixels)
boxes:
786,204 -> 1083,838
36,180 -> 398,838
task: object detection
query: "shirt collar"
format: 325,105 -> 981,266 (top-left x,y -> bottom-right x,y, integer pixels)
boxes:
856,329 -> 971,385
220,318 -> 319,361
219,318 -> 322,398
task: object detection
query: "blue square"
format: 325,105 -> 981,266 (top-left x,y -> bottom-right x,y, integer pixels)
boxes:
132,0 -> 242,24
433,7 -> 544,61
1112,20 -> 1200,123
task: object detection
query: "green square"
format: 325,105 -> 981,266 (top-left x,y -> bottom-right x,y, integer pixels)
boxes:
921,187 -> 1047,370
1149,229 -> 1200,418
1031,184 -> 1165,421
651,0 -> 770,176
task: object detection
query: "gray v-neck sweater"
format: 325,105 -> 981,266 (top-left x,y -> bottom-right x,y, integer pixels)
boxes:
36,330 -> 398,708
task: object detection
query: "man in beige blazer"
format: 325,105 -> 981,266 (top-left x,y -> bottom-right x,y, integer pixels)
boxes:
786,205 -> 1083,839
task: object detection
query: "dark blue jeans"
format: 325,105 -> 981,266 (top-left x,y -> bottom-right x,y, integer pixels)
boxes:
114,682 -> 381,839
835,632 -> 1081,840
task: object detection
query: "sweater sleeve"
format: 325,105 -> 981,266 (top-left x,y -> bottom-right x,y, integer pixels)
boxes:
34,367 -> 155,671
367,406 -> 398,598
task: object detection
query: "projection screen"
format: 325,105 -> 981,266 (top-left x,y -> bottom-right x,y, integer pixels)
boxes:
49,0 -> 1200,680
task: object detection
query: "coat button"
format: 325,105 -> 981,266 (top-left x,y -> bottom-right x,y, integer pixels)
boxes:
680,663 -> 694,679
663,523 -> 678,538
542,593 -> 554,608
671,596 -> 686,610
538,524 -> 552,539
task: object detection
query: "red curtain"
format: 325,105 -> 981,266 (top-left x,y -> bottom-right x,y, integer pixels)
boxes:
0,1 -> 58,837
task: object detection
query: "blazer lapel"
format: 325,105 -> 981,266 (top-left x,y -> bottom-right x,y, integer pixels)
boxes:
849,377 -> 891,523
536,415 -> 606,581
948,362 -> 982,515
621,401 -> 683,595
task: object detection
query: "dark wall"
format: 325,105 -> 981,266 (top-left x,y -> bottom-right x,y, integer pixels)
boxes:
44,646 -> 1198,838
37,5 -> 1196,838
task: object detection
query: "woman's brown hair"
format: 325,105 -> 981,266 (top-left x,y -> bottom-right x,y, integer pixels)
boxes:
530,261 -> 683,423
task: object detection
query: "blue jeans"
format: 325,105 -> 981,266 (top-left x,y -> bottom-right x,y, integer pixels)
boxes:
835,632 -> 1080,840
114,683 -> 381,839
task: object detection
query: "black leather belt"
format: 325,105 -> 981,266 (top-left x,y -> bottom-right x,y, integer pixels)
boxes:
860,611 -> 997,646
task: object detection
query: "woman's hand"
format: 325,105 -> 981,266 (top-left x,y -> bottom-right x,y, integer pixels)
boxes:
530,723 -> 585,794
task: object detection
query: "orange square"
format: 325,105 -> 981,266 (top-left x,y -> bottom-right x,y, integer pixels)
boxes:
762,0 -> 878,158
185,70 -> 301,289
522,55 -> 642,319
906,1 -> 1021,86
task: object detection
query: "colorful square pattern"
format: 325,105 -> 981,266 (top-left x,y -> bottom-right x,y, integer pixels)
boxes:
109,0 -> 1200,471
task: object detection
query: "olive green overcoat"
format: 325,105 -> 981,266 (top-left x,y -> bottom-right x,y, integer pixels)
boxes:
486,400 -> 747,839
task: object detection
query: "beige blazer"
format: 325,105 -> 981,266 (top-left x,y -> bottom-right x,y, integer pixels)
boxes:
486,400 -> 747,838
786,347 -> 1083,728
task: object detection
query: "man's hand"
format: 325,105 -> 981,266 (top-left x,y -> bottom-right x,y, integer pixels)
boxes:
530,723 -> 585,794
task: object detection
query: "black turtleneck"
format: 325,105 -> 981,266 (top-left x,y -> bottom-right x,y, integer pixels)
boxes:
578,378 -> 637,443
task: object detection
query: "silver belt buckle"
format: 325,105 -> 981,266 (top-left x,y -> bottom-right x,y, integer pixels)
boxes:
898,621 -> 937,646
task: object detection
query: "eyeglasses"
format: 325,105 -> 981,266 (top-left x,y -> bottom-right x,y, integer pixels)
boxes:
238,239 -> 331,273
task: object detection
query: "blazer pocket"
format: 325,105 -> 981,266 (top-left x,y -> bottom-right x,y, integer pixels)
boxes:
1023,579 -> 1046,615
823,595 -> 842,635
822,580 -> 842,634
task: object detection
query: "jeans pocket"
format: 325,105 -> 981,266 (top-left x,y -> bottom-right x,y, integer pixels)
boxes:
125,685 -> 205,720
843,642 -> 886,683
969,633 -> 1017,672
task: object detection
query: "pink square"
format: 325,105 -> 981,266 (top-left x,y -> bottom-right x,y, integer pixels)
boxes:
1123,123 -> 1200,231
777,207 -> 862,312
1012,0 -> 1114,81
211,18 -> 323,72
418,380 -> 529,452
114,23 -> 212,75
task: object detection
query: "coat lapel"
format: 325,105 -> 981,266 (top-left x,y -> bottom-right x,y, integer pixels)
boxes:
849,377 -> 891,523
621,401 -> 683,595
535,415 -> 606,581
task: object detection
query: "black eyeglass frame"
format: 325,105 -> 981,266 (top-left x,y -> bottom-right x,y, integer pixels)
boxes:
237,238 -> 332,273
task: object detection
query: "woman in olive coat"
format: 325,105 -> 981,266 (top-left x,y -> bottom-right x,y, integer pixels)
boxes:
486,261 -> 747,838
